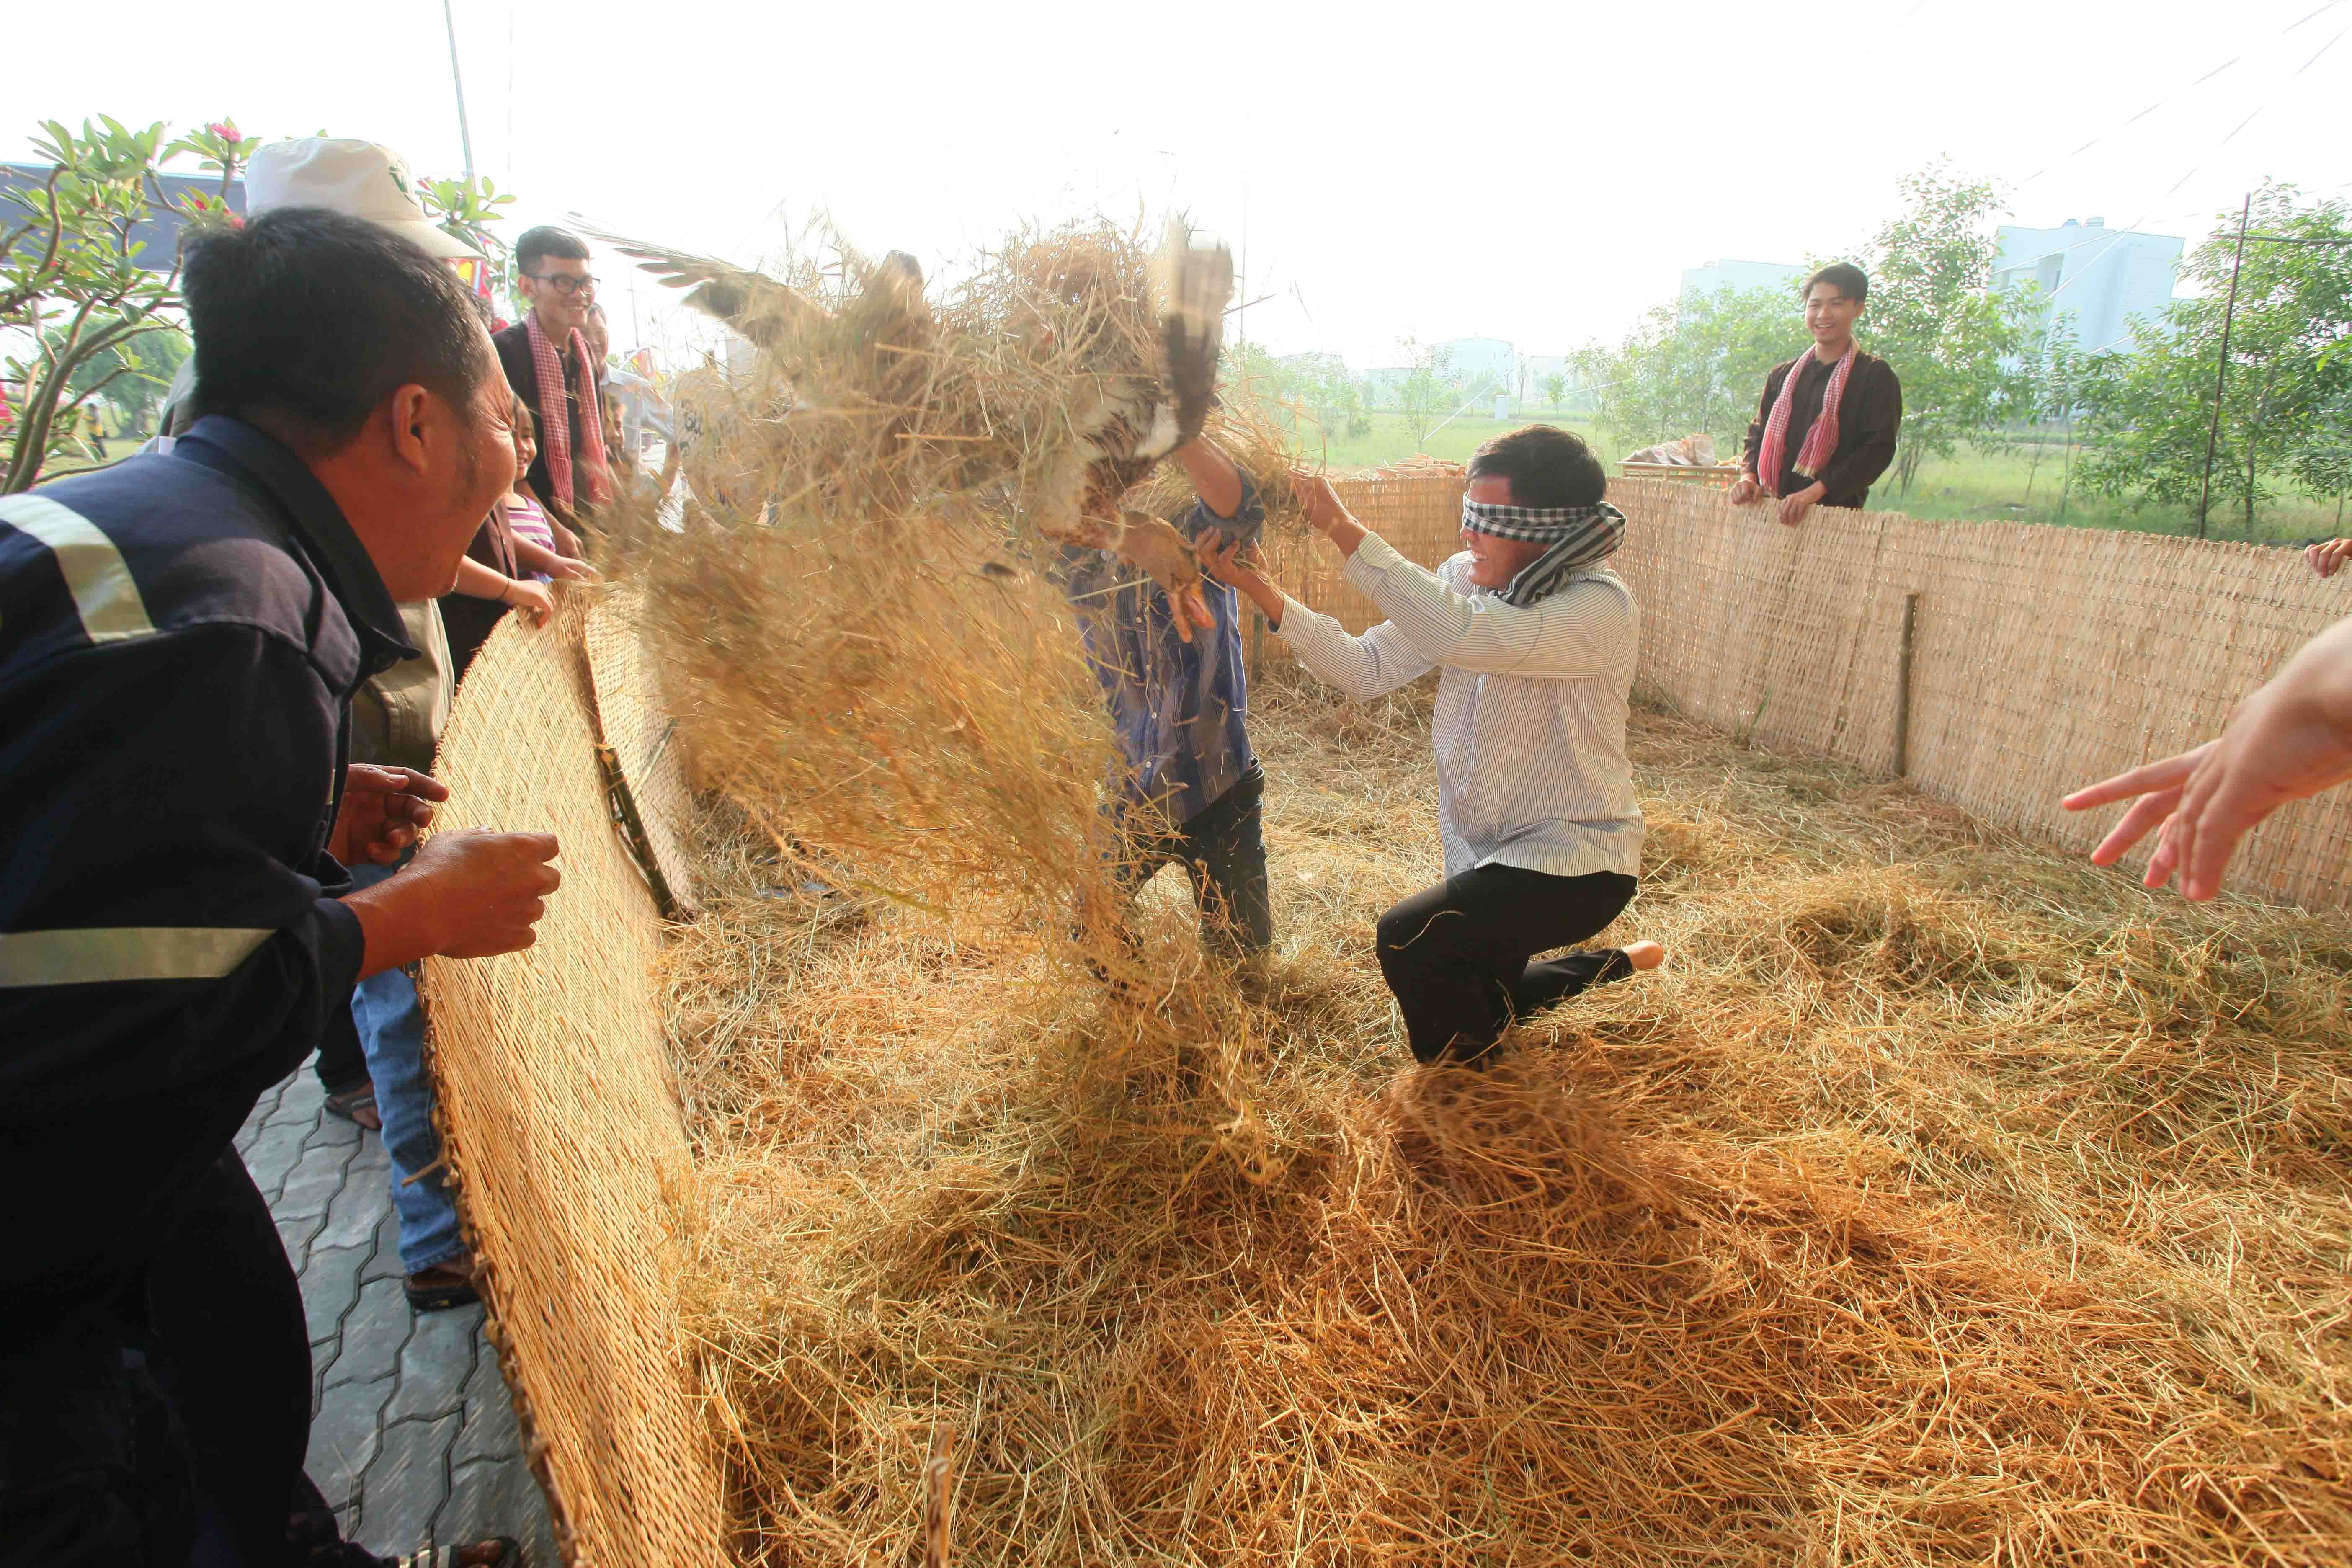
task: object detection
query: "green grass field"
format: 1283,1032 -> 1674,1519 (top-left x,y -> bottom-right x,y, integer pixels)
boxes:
1288,410 -> 1607,471
1872,438 -> 2346,544
1303,411 -> 2347,547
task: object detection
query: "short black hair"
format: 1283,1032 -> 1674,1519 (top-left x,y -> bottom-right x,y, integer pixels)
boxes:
183,206 -> 492,454
1467,424 -> 1607,508
1804,263 -> 1869,302
516,224 -> 591,274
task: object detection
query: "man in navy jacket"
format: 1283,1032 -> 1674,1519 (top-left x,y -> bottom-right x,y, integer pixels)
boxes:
0,208 -> 560,1567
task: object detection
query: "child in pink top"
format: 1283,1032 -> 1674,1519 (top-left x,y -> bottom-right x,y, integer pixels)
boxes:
505,408 -> 562,582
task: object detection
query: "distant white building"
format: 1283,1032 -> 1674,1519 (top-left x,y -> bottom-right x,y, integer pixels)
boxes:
1992,217 -> 2182,353
1680,258 -> 1807,304
1436,337 -> 1515,393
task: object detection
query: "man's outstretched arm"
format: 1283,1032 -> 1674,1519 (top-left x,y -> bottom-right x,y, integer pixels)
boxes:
1175,436 -> 1246,523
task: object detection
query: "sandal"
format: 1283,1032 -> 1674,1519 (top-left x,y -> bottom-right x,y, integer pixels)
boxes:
323,1081 -> 381,1132
404,1256 -> 481,1313
387,1541 -> 521,1568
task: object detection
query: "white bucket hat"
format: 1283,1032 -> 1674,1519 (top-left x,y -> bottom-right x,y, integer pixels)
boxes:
245,138 -> 481,260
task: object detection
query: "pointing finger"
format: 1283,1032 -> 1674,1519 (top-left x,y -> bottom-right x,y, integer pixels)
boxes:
2063,749 -> 2204,812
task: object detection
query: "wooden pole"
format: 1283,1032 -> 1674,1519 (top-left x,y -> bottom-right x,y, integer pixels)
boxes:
1895,592 -> 1921,779
2195,193 -> 2252,541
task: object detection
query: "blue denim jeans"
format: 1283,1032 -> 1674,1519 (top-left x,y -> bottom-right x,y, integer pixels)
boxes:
344,862 -> 464,1274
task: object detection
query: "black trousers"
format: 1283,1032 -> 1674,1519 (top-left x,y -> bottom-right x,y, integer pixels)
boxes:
1,1148 -> 321,1568
1376,865 -> 1638,1064
1111,764 -> 1274,958
147,1153 -> 318,1568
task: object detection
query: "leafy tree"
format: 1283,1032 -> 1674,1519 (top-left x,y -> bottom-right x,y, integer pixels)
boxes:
3,115 -> 254,490
2074,184 -> 2352,536
1584,284 -> 1791,456
2007,311 -> 2083,504
419,173 -> 518,304
1282,349 -> 1370,439
1393,337 -> 1460,445
49,319 -> 190,436
1224,342 -> 1371,444
1541,371 -> 1568,411
1861,161 -> 2037,496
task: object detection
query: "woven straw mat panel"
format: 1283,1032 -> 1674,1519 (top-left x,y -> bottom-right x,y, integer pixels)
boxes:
418,593 -> 724,1568
584,591 -> 700,917
1265,472 -> 1465,633
1607,477 -> 2352,910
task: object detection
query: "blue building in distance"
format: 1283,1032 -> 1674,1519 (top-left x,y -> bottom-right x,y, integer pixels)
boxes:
1991,217 -> 2182,353
1679,258 -> 1808,306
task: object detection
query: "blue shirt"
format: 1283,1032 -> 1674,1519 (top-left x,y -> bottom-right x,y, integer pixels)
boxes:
0,416 -> 413,1338
1061,475 -> 1264,828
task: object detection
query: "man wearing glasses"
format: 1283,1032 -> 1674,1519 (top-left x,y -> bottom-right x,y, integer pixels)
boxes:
493,225 -> 613,513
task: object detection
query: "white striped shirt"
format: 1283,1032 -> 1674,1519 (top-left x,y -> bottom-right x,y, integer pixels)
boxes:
1275,533 -> 1644,879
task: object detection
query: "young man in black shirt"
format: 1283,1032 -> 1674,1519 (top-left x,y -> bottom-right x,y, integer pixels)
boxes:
493,224 -> 610,517
1730,263 -> 1903,526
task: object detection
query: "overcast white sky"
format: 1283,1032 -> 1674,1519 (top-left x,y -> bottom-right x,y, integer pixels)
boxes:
15,0 -> 2352,370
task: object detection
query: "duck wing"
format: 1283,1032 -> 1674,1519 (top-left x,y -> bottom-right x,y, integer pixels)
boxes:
569,218 -> 828,347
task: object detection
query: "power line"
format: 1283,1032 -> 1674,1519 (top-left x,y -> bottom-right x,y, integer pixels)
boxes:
2006,12 -> 2352,315
2019,0 -> 2344,188
2166,12 -> 2352,194
1881,1 -> 1932,36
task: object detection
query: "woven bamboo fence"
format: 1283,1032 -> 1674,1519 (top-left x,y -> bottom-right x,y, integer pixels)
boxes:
1260,471 -> 1468,634
1286,472 -> 2352,911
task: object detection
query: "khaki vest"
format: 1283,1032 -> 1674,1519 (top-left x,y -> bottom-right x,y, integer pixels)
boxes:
348,600 -> 453,773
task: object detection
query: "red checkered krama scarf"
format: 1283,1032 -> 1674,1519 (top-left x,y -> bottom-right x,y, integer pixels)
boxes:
1755,345 -> 1856,497
523,311 -> 611,508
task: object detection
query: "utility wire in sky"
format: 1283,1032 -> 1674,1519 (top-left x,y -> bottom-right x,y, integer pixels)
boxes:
1881,1 -> 1932,36
2166,13 -> 2352,194
2005,4 -> 2351,315
2020,0 -> 2343,188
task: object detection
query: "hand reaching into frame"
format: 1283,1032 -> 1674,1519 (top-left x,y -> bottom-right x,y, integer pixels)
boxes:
2064,617 -> 2352,900
1197,533 -> 1285,628
1287,468 -> 1368,557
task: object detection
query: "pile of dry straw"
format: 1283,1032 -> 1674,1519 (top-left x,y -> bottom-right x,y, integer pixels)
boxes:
611,222 -> 2352,1563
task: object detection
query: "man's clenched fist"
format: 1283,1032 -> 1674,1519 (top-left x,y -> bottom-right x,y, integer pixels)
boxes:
346,829 -> 562,978
408,830 -> 563,957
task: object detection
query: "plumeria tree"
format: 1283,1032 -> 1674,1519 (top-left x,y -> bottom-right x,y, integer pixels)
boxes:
418,173 -> 519,306
2,115 -> 255,490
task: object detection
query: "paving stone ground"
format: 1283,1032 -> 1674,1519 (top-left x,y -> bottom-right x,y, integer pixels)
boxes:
237,1058 -> 560,1565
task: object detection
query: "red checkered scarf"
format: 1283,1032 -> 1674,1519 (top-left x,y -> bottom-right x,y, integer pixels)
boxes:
524,312 -> 610,508
1755,346 -> 1856,497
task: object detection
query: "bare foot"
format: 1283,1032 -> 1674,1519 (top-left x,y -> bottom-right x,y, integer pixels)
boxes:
1623,941 -> 1666,972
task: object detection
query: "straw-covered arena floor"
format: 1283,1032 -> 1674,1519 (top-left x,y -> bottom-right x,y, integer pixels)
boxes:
660,664 -> 2352,1566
